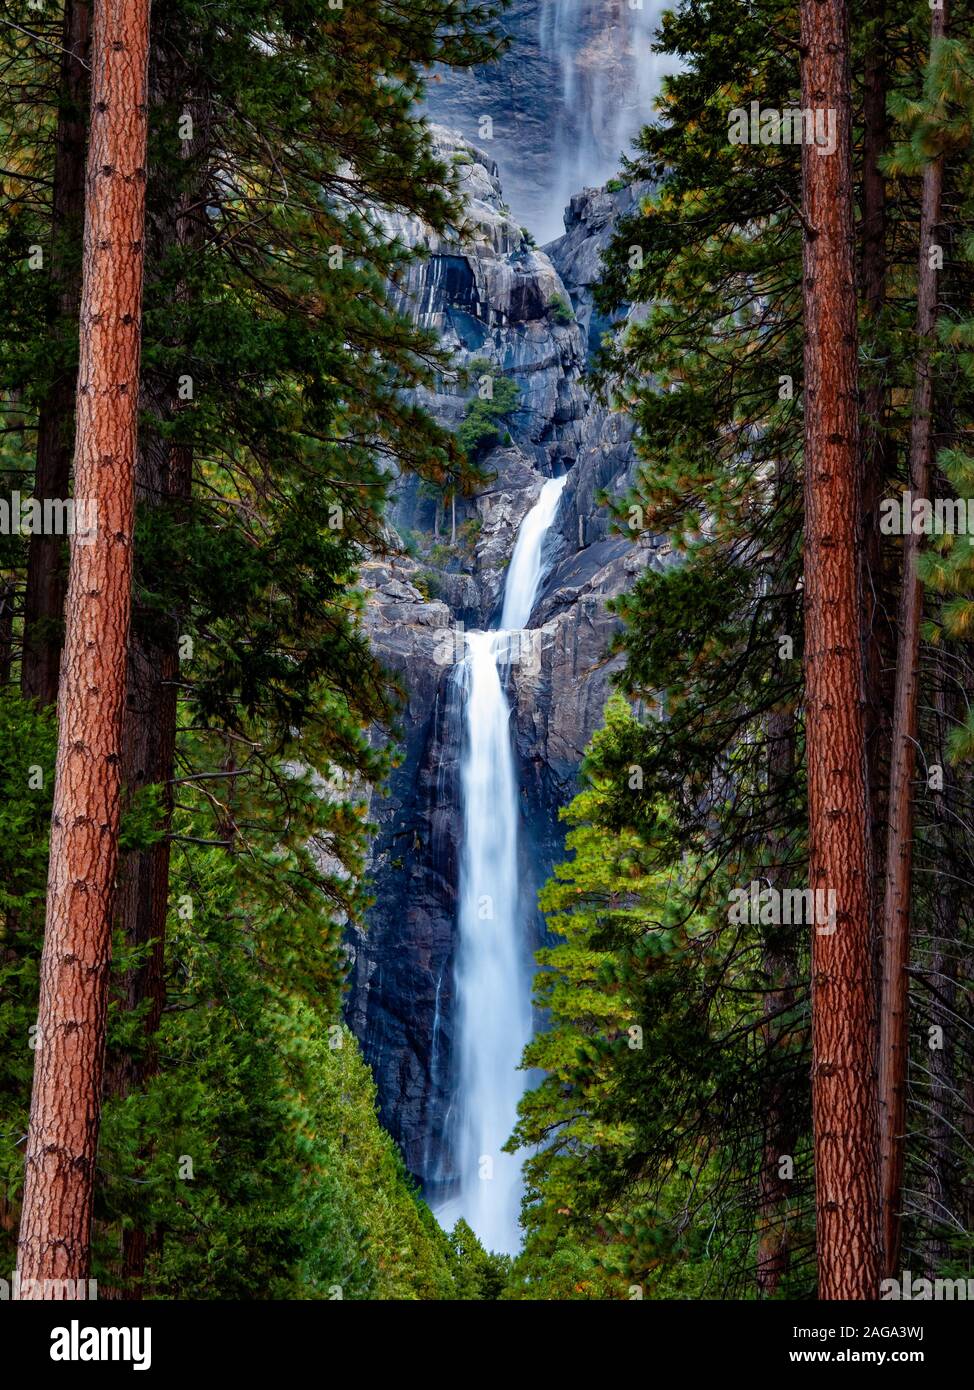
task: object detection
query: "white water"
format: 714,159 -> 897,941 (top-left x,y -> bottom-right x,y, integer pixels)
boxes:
536,0 -> 675,241
501,477 -> 570,630
439,474 -> 567,1254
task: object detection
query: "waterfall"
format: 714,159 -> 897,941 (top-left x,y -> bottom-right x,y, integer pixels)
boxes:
501,478 -> 569,630
536,0 -> 674,241
439,475 -> 567,1254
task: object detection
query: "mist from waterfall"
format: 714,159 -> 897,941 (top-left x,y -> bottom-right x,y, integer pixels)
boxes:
536,0 -> 674,241
439,475 -> 567,1254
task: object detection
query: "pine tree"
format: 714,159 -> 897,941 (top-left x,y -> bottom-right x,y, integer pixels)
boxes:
84,0 -> 503,1290
510,697 -> 812,1298
17,0 -> 151,1292
545,0 -> 974,1298
878,0 -> 950,1277
20,0 -> 90,707
799,0 -> 881,1299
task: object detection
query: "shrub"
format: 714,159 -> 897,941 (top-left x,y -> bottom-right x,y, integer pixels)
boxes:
549,292 -> 574,325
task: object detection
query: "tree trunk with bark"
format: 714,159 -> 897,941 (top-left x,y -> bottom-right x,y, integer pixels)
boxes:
102,24 -> 210,1290
0,580 -> 14,686
921,653 -> 959,1276
877,0 -> 947,1279
800,0 -> 881,1300
16,0 -> 150,1293
21,0 -> 91,708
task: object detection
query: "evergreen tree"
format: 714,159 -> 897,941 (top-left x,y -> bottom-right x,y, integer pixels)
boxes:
17,0 -> 151,1292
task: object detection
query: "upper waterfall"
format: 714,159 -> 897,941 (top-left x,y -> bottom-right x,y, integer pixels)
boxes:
422,0 -> 672,241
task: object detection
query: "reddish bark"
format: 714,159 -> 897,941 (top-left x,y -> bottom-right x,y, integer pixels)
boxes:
800,0 -> 882,1300
16,0 -> 150,1293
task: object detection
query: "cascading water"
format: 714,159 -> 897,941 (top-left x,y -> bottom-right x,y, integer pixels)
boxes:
438,475 -> 567,1254
537,0 -> 674,240
501,478 -> 569,630
423,2 -> 676,240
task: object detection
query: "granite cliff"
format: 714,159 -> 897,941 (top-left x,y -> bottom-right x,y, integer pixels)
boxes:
344,131 -> 666,1193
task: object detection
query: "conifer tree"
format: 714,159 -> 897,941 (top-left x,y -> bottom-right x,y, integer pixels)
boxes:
20,0 -> 90,707
878,0 -> 950,1277
799,0 -> 881,1299
17,0 -> 150,1292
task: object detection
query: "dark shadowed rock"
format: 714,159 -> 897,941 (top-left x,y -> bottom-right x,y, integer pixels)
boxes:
545,180 -> 653,357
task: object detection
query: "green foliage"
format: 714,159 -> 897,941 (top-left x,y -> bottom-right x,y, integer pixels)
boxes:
447,1219 -> 513,1299
455,517 -> 481,550
412,568 -> 438,600
511,0 -> 974,1299
456,367 -> 521,460
94,798 -> 464,1298
0,0 -> 508,1300
0,691 -> 56,1267
510,696 -> 811,1298
548,292 -> 574,325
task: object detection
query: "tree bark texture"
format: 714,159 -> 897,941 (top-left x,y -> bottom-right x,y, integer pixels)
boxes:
800,0 -> 882,1300
16,0 -> 150,1293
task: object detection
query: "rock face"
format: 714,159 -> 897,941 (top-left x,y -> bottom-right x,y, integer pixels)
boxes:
545,180 -> 652,358
423,0 -> 670,241
343,132 -> 666,1192
381,126 -> 589,489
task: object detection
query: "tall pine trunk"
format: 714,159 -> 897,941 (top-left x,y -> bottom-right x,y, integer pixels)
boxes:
21,0 -> 91,707
922,653 -> 959,1275
16,0 -> 150,1292
0,580 -> 14,686
800,0 -> 881,1300
877,0 -> 947,1274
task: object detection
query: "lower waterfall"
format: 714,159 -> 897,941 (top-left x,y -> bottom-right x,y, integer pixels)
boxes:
437,475 -> 567,1254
